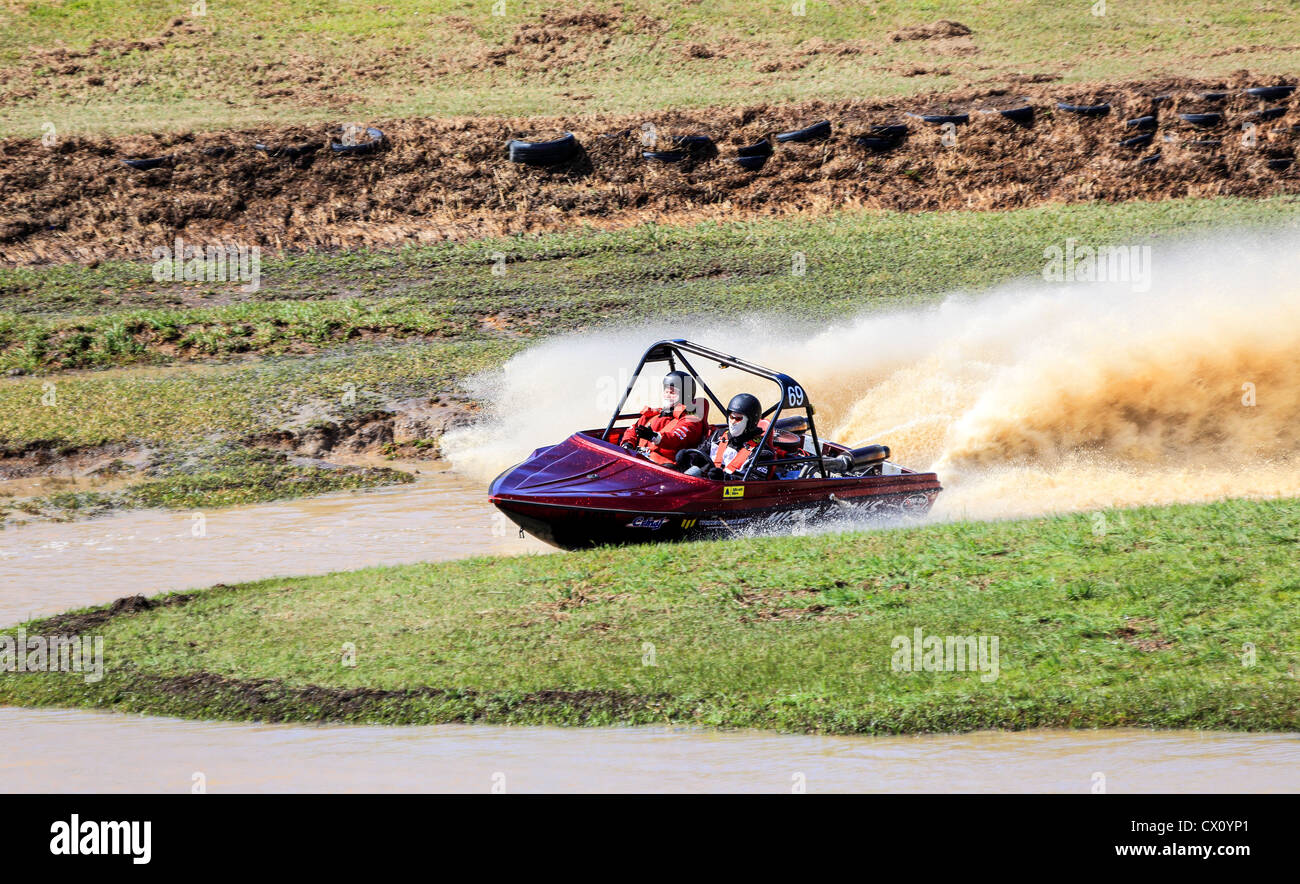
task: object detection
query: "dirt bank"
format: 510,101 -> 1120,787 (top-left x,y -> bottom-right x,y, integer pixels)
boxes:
3,74 -> 1296,264
250,394 -> 479,460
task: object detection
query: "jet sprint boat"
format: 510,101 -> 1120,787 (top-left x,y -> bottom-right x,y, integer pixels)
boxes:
489,339 -> 941,549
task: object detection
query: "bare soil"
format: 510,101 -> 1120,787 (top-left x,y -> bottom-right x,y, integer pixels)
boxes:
2,73 -> 1296,264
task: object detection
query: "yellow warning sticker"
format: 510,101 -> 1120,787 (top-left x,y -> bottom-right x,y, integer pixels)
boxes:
723,486 -> 744,498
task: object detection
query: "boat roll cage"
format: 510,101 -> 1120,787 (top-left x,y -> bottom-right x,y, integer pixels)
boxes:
602,339 -> 829,480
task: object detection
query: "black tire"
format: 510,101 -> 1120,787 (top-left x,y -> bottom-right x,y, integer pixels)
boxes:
732,155 -> 768,171
1151,94 -> 1173,106
1124,115 -> 1158,130
254,142 -> 323,159
1136,152 -> 1161,166
1179,112 -> 1223,127
905,111 -> 969,125
1267,157 -> 1294,171
735,138 -> 773,158
870,124 -> 909,139
1119,132 -> 1154,149
670,134 -> 714,152
1246,107 -> 1287,122
331,126 -> 385,155
506,132 -> 579,166
1245,85 -> 1296,101
1199,91 -> 1230,102
854,135 -> 901,152
122,155 -> 173,170
775,120 -> 831,143
1056,102 -> 1111,117
643,149 -> 688,162
996,105 -> 1034,125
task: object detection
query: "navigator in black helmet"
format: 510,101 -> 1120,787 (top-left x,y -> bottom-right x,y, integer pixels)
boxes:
725,392 -> 762,442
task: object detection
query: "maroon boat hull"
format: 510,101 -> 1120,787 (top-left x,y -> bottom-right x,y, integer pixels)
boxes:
490,431 -> 941,550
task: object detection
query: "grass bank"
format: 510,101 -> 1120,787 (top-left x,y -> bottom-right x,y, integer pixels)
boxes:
3,196 -> 1297,372
3,0 -> 1296,135
4,496 -> 1297,733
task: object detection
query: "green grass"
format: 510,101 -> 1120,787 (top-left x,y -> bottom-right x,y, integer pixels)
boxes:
0,338 -> 517,447
3,0 -> 1297,135
3,196 -> 1297,373
4,496 -> 1297,733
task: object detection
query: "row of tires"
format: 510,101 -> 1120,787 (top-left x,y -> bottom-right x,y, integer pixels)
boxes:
507,84 -> 1296,170
123,126 -> 386,170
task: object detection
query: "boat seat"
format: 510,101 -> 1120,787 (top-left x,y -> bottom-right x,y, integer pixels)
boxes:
689,396 -> 709,423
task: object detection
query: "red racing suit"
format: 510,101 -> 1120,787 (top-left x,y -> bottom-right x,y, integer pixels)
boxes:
620,404 -> 706,466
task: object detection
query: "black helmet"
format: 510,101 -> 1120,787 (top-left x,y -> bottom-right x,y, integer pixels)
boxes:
726,393 -> 762,440
663,371 -> 696,413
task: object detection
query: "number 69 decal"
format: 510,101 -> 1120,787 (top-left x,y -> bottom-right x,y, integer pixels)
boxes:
786,385 -> 805,407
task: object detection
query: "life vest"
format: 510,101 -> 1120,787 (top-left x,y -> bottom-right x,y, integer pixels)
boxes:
624,404 -> 705,465
712,419 -> 771,473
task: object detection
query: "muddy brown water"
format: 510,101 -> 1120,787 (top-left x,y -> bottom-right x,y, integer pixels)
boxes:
1,708 -> 1296,793
1,470 -> 1295,792
0,469 -> 545,627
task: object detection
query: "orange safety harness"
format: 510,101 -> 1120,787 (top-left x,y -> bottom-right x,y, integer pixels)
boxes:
712,420 -> 770,473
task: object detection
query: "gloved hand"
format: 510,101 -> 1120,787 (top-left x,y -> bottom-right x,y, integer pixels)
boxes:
634,424 -> 655,441
706,467 -> 725,481
621,441 -> 638,451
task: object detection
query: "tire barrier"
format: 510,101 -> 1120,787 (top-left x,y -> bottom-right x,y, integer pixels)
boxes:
254,142 -> 323,159
735,138 -> 773,158
1267,157 -> 1294,170
774,119 -> 832,143
731,138 -> 772,167
869,124 -> 909,140
1245,107 -> 1287,122
122,155 -> 173,171
506,132 -> 579,166
989,105 -> 1034,125
855,135 -> 902,152
854,123 -> 909,152
331,126 -> 385,156
670,134 -> 714,151
493,82 -> 1293,173
1056,102 -> 1111,117
1246,85 -> 1295,100
905,111 -> 969,125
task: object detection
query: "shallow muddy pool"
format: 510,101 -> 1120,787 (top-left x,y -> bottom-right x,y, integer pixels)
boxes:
2,707 -> 1295,793
0,469 -> 546,627
1,464 -> 1295,793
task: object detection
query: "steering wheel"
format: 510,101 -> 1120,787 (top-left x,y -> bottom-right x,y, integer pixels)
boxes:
678,449 -> 711,471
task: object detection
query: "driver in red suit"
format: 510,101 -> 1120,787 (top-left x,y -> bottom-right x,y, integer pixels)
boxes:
620,371 -> 707,466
